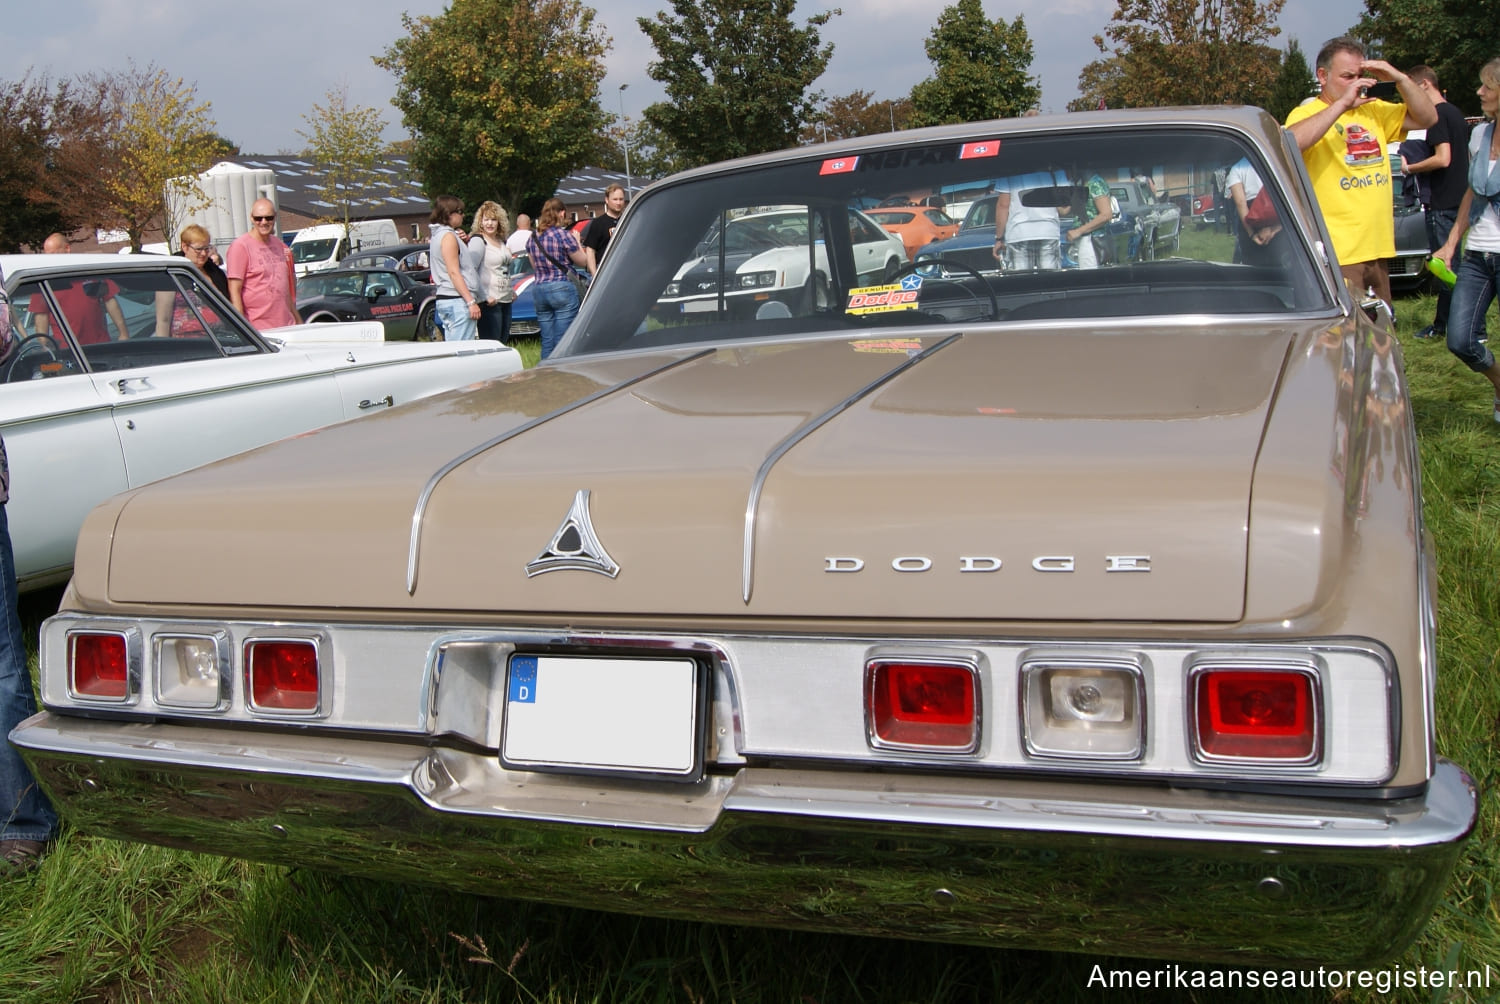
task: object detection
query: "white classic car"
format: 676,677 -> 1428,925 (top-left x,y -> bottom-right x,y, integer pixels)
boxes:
0,253 -> 523,589
12,110 -> 1476,966
652,206 -> 907,319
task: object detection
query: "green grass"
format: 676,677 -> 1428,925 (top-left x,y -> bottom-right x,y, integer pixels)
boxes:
3,301 -> 1499,1002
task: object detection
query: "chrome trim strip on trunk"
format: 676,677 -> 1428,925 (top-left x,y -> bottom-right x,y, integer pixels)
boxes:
406,350 -> 714,593
741,334 -> 963,603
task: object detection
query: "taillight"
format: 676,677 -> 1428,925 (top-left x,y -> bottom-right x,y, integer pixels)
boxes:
1022,661 -> 1144,759
245,639 -> 321,713
69,631 -> 132,702
1194,667 -> 1319,762
866,659 -> 979,752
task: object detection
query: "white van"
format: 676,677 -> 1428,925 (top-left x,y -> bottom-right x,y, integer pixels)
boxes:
291,219 -> 399,277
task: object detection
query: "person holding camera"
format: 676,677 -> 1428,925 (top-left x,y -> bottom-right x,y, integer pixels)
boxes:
1286,37 -> 1436,312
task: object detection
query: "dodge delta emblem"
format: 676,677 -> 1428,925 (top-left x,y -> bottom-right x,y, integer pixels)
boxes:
525,490 -> 620,578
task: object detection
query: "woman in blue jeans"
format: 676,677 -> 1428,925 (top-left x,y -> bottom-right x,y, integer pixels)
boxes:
526,198 -> 589,358
1435,57 -> 1500,423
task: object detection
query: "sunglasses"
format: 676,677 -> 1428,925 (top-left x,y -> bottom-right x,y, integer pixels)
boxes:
187,243 -> 212,252
252,215 -> 276,222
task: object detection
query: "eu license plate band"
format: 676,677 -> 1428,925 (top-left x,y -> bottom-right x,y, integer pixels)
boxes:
501,654 -> 701,779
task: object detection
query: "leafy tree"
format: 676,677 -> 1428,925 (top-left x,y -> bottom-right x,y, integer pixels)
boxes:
1074,0 -> 1286,110
800,90 -> 914,144
624,117 -> 691,181
0,73 -> 112,252
1354,0 -> 1498,117
1265,38 -> 1316,122
98,64 -> 221,252
908,0 -> 1040,126
377,0 -> 611,218
637,0 -> 839,168
297,83 -> 396,229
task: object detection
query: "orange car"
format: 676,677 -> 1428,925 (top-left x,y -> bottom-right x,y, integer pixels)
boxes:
865,205 -> 960,258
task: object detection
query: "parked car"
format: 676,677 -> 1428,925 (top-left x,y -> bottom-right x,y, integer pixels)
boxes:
508,252 -> 539,338
865,204 -> 960,258
340,243 -> 433,283
14,108 -> 1474,966
653,206 -> 906,320
1388,136 -> 1434,292
296,268 -> 437,341
1109,177 -> 1181,259
0,253 -> 522,590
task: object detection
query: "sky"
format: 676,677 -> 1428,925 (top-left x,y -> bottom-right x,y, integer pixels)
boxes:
3,0 -> 1371,156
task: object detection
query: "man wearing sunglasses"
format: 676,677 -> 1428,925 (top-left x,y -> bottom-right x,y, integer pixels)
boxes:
226,199 -> 297,331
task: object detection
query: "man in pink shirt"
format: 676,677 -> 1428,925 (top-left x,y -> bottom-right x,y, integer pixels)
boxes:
226,199 -> 297,330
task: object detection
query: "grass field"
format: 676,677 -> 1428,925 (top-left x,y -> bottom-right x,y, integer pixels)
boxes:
2,305 -> 1499,1003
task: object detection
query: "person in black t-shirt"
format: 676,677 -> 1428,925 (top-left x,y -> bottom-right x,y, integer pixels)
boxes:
1404,65 -> 1473,339
581,184 -> 626,278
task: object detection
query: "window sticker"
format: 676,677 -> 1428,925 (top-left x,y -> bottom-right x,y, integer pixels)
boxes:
959,140 -> 1001,160
845,274 -> 923,315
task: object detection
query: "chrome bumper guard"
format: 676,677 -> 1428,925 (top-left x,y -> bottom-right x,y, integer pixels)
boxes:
13,713 -> 1476,966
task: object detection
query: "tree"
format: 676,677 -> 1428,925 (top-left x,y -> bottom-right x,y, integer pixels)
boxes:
98,64 -> 221,252
377,0 -> 611,218
1075,0 -> 1286,110
800,90 -> 913,144
637,0 -> 839,168
624,118 -> 691,181
1265,38 -> 1315,122
297,83 -> 395,229
1354,0 -> 1498,117
0,73 -> 113,252
1068,55 -> 1130,112
908,0 -> 1040,126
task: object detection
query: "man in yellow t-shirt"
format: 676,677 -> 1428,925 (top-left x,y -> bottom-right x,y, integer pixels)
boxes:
1287,36 -> 1436,310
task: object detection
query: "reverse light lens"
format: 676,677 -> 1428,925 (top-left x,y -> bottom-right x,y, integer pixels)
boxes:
1195,668 -> 1319,762
1022,662 -> 1143,759
69,632 -> 131,701
155,634 -> 227,709
245,639 -> 321,713
867,660 -> 979,751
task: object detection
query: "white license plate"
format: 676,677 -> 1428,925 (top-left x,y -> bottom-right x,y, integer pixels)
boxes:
501,655 -> 701,778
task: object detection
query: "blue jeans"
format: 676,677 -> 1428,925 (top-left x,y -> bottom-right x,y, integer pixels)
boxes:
1446,251 -> 1499,374
533,280 -> 579,359
0,504 -> 56,842
1424,207 -> 1459,330
435,298 -> 477,341
477,301 -> 512,343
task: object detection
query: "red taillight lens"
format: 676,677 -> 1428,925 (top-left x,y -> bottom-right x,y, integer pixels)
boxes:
70,632 -> 129,700
245,640 -> 320,712
868,660 -> 978,751
1196,669 -> 1318,760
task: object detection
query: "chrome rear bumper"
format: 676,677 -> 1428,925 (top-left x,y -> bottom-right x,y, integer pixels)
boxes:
13,713 -> 1475,966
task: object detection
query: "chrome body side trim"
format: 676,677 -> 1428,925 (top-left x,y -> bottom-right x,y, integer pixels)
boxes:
740,334 -> 962,603
12,714 -> 1476,966
406,350 -> 713,593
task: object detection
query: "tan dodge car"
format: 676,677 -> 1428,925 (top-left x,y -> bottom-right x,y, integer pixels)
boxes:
13,107 -> 1475,965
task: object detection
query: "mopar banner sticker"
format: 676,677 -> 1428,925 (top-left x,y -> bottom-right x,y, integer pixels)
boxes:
846,274 -> 922,315
850,338 -> 924,353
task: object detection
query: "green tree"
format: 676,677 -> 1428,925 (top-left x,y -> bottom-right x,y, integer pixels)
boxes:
0,73 -> 112,252
1068,55 -> 1130,112
1354,0 -> 1497,117
1265,38 -> 1315,122
1075,0 -> 1286,110
297,83 -> 395,229
637,0 -> 839,168
800,90 -> 913,144
377,0 -> 611,218
624,117 -> 690,181
908,0 -> 1039,126
99,64 -> 221,251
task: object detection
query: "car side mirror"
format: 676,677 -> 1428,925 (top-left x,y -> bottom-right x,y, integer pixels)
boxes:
367,287 -> 388,301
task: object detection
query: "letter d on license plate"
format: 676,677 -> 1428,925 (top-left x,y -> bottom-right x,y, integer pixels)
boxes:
501,655 -> 702,779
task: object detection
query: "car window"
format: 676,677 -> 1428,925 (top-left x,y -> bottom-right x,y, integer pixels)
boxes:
925,209 -> 956,226
292,239 -> 339,265
4,280 -> 84,382
400,250 -> 430,272
564,127 -> 1329,356
365,272 -> 400,296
